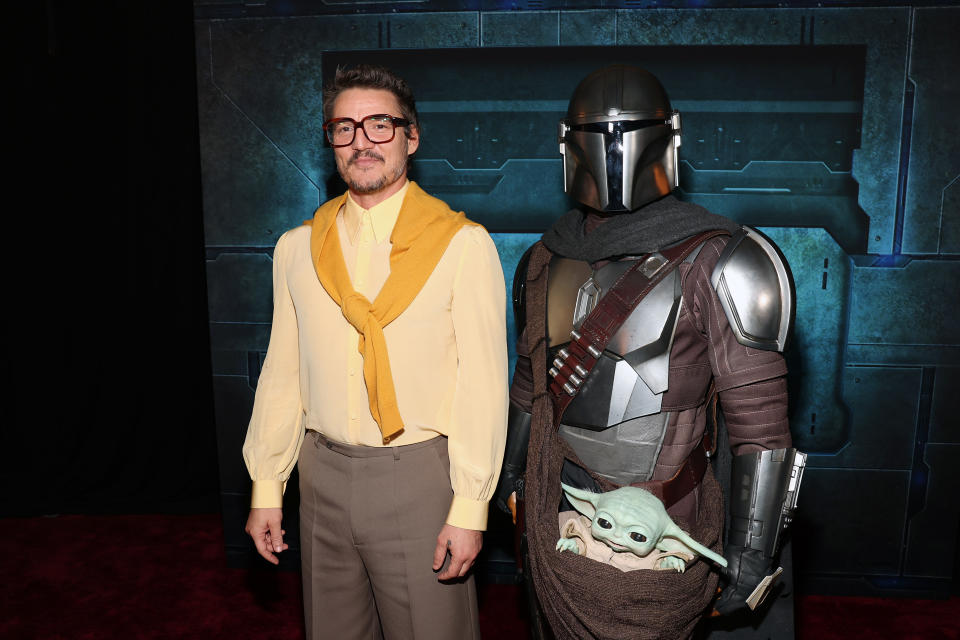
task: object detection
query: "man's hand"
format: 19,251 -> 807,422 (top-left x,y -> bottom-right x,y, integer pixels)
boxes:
245,507 -> 287,565
432,523 -> 482,581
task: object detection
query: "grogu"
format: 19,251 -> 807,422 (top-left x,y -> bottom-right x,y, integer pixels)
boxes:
557,483 -> 728,573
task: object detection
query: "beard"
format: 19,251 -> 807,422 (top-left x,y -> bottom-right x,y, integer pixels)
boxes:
341,148 -> 407,195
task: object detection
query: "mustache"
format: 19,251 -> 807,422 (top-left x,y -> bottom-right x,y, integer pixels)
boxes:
348,150 -> 384,164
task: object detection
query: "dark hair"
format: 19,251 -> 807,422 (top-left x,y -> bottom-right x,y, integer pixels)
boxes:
322,64 -> 419,138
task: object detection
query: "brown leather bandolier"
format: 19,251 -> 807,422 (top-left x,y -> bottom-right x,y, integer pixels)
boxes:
547,229 -> 726,509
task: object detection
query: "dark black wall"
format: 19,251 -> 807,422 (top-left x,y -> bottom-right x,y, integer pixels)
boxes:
7,1 -> 218,516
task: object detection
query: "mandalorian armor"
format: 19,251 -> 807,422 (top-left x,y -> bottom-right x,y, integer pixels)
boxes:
539,228 -> 794,488
712,227 -> 794,351
548,251 -> 688,485
497,65 -> 807,637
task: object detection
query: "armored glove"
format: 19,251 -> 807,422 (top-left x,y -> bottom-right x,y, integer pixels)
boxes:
494,405 -> 532,519
715,545 -> 779,614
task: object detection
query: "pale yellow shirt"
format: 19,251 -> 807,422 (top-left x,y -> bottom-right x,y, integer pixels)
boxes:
242,182 -> 508,530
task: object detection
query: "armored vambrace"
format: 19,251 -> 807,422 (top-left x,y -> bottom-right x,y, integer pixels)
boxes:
495,404 -> 533,515
715,447 -> 806,615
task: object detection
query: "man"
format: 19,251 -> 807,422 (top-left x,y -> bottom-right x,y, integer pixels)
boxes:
495,65 -> 805,638
243,64 -> 507,640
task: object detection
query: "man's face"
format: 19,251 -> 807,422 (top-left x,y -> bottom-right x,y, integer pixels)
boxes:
330,88 -> 419,199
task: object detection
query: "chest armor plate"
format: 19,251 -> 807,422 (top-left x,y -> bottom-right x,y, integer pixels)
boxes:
546,254 -> 685,485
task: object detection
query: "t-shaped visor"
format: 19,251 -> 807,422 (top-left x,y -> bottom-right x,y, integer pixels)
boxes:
560,113 -> 681,212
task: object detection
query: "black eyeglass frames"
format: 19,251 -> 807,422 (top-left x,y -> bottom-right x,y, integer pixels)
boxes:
322,114 -> 411,147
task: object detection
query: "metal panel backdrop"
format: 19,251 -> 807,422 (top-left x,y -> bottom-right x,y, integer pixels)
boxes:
194,2 -> 960,599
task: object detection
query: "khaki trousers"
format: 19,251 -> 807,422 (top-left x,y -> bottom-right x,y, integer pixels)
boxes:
298,430 -> 481,640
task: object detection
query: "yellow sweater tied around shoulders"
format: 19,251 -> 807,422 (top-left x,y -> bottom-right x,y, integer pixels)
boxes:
305,182 -> 477,444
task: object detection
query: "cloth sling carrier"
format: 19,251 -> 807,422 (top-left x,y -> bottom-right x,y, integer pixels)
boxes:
522,231 -> 727,640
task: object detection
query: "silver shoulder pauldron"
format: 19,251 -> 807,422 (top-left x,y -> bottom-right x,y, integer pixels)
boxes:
710,227 -> 794,352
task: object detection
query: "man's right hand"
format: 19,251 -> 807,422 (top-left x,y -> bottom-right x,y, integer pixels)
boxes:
245,507 -> 287,565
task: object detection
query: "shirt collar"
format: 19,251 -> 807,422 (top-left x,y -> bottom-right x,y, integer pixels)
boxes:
342,181 -> 409,246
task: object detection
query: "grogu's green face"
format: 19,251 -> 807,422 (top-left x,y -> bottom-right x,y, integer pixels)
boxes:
576,487 -> 670,556
589,507 -> 659,556
560,483 -> 729,568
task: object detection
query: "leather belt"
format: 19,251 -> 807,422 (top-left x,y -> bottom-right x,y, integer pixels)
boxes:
633,437 -> 709,509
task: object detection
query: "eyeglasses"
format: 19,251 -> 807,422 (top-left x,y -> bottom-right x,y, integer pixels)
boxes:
322,114 -> 411,147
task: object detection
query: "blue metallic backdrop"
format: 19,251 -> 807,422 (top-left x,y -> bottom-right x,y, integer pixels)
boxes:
194,2 -> 960,597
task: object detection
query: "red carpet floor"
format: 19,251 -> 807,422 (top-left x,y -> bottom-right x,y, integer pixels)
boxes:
1,514 -> 957,639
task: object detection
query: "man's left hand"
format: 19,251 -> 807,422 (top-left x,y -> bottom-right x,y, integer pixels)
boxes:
432,523 -> 482,581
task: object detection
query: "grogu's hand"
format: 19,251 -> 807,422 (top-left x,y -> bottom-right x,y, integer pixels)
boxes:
656,555 -> 686,573
556,537 -> 580,554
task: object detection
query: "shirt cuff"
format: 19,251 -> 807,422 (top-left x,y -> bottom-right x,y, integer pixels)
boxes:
446,495 -> 489,531
250,479 -> 285,509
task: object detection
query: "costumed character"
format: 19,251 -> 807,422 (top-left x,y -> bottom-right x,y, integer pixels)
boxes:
494,65 -> 807,639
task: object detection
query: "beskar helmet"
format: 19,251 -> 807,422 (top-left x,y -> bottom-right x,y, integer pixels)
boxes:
559,65 -> 682,213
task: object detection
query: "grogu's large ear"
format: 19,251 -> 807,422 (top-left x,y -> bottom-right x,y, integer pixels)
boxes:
664,523 -> 728,568
561,483 -> 599,519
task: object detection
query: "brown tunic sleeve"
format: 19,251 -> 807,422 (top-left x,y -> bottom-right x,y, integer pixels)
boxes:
509,327 -> 535,413
685,236 -> 792,454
